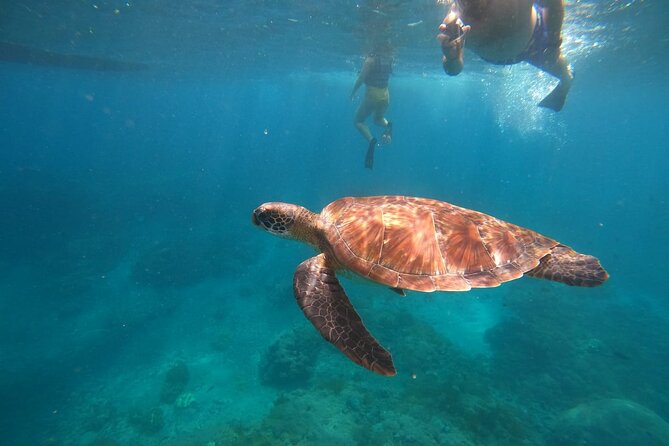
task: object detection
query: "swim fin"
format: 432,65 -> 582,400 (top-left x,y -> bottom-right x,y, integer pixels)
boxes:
538,83 -> 567,112
365,138 -> 377,169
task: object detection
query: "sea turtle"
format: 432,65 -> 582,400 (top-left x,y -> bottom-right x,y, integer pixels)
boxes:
252,196 -> 608,376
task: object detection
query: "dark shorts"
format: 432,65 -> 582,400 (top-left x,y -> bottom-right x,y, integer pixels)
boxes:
523,5 -> 560,66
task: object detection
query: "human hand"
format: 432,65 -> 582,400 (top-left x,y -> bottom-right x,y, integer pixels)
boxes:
437,13 -> 469,55
437,12 -> 469,75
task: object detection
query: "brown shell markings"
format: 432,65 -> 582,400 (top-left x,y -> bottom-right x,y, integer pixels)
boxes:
320,196 -> 558,292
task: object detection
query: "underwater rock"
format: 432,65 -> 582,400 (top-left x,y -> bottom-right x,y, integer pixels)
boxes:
548,398 -> 669,446
160,360 -> 190,404
258,326 -> 321,389
127,406 -> 164,435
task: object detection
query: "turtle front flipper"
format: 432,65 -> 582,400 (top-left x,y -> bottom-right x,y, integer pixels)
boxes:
293,254 -> 396,376
526,245 -> 609,287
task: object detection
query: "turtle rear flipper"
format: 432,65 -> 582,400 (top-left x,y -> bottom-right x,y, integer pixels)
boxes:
526,245 -> 609,287
293,254 -> 396,376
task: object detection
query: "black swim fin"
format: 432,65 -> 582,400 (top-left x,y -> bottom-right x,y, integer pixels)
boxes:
365,138 -> 377,169
538,83 -> 567,112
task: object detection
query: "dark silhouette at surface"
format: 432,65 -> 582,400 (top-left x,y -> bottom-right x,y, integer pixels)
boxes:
0,41 -> 147,71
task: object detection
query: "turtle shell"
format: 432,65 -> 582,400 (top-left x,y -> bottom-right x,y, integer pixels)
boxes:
320,196 -> 558,292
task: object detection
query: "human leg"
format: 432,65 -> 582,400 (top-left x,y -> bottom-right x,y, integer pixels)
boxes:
530,51 -> 572,111
372,89 -> 391,144
354,91 -> 378,168
354,94 -> 375,142
530,3 -> 573,111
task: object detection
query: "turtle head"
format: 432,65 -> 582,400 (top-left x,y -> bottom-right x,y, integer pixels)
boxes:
252,202 -> 305,238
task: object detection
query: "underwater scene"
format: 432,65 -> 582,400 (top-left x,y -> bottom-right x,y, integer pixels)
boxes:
1,1 -> 668,445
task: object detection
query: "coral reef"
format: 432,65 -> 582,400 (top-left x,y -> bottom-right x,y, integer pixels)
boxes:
485,285 -> 669,420
377,309 -> 537,445
160,360 -> 190,404
258,326 -> 322,389
213,308 -> 540,446
548,398 -> 669,446
57,284 -> 669,446
127,406 -> 164,435
175,392 -> 195,409
82,400 -> 117,432
85,439 -> 120,446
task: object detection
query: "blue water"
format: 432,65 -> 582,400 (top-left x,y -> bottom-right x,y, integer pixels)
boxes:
1,1 -> 668,445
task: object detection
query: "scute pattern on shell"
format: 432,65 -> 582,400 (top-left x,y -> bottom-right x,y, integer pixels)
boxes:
320,196 -> 558,292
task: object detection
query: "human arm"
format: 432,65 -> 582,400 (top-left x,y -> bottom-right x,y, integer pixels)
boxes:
351,57 -> 373,100
437,12 -> 470,76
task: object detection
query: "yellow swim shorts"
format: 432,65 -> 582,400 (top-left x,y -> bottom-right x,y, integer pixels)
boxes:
365,86 -> 389,105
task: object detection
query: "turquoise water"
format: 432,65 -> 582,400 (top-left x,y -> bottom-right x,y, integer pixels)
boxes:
1,1 -> 668,445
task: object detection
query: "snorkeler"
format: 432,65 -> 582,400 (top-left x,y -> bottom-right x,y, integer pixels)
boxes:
351,49 -> 393,169
437,0 -> 573,111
